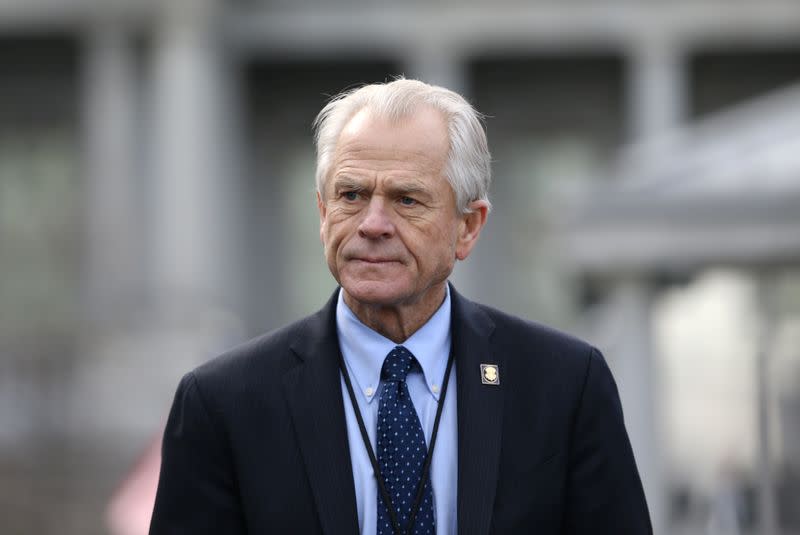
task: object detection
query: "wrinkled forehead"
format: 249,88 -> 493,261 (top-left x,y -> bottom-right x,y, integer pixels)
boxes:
323,108 -> 449,191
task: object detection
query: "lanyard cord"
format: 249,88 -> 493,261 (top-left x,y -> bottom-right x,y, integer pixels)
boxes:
339,347 -> 455,535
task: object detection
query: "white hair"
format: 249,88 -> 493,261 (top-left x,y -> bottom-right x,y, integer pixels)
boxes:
313,78 -> 492,214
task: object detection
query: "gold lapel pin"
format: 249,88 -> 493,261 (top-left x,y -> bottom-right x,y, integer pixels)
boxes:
480,364 -> 499,385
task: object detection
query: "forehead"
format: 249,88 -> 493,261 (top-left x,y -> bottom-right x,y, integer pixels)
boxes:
331,106 -> 450,176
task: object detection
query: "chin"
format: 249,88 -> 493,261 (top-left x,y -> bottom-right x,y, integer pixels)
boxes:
341,280 -> 411,307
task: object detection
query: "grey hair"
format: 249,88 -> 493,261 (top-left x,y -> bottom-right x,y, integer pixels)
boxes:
312,78 -> 492,214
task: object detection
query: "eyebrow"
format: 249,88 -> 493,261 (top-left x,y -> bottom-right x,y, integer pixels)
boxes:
331,175 -> 435,198
331,176 -> 367,192
389,183 -> 429,195
385,180 -> 434,200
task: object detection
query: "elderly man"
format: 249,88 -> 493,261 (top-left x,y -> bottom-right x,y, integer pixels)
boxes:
150,79 -> 651,534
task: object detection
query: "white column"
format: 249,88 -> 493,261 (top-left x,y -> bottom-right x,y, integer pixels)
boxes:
628,36 -> 686,141
606,278 -> 664,535
84,20 -> 141,320
755,273 -> 779,535
150,0 -> 241,307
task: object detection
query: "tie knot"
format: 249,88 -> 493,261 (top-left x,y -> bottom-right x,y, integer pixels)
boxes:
381,346 -> 415,382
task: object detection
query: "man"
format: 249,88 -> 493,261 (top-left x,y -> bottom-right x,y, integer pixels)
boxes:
150,79 -> 651,534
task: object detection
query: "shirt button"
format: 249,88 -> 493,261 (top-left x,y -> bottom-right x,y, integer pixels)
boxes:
365,387 -> 374,397
431,384 -> 439,393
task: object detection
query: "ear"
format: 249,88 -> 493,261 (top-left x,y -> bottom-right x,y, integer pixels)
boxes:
317,190 -> 327,243
455,200 -> 489,261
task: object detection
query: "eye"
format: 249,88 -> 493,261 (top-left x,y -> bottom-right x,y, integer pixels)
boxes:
399,196 -> 417,206
342,191 -> 359,201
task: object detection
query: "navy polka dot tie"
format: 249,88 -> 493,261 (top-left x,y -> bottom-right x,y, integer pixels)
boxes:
377,346 -> 436,535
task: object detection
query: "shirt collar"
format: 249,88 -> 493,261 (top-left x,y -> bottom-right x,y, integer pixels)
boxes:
336,285 -> 452,404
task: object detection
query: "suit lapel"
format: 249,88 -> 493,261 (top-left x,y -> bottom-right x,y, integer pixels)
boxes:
451,286 -> 503,535
283,290 -> 359,535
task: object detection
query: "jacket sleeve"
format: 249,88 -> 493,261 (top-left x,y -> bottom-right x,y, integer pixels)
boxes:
563,347 -> 653,534
149,372 -> 246,535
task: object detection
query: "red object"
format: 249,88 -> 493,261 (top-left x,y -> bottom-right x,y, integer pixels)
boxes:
106,431 -> 163,535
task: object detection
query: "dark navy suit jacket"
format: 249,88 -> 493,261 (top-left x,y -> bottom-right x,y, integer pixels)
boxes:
150,286 -> 652,534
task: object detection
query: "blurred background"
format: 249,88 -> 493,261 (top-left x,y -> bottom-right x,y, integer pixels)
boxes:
1,0 -> 800,533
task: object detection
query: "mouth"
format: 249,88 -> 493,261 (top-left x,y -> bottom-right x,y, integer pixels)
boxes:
352,257 -> 399,264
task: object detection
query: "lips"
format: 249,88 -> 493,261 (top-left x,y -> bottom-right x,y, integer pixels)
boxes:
353,257 -> 398,264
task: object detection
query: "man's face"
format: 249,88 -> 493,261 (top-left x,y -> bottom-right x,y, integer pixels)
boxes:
318,106 -> 484,312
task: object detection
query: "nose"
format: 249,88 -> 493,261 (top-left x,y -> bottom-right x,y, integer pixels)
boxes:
358,197 -> 395,240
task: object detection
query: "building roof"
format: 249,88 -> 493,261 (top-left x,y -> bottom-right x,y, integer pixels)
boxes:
564,83 -> 800,274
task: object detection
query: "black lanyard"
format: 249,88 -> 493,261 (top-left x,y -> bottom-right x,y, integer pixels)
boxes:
339,347 -> 455,535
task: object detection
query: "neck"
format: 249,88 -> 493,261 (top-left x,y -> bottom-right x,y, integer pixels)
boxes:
343,284 -> 447,344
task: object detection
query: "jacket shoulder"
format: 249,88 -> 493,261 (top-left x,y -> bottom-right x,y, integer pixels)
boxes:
476,302 -> 595,357
188,312 -> 317,400
463,300 -> 603,389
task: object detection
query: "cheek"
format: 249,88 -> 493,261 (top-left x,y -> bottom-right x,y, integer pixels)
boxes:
319,219 -> 335,253
322,221 -> 350,259
430,219 -> 460,250
327,203 -> 362,221
411,224 -> 459,271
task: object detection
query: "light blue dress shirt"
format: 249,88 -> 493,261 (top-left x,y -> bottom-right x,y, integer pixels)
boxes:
337,287 -> 458,535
